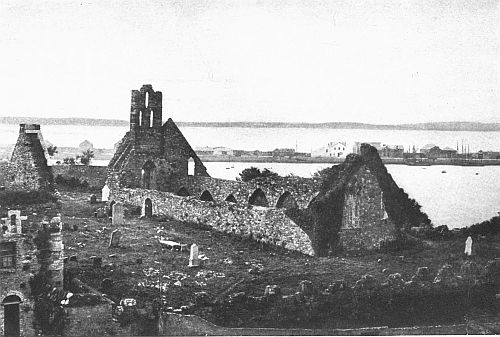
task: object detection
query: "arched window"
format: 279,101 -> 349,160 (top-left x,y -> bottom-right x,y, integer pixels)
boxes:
142,160 -> 156,189
145,91 -> 149,107
138,111 -> 142,127
149,109 -> 153,128
3,295 -> 22,337
248,188 -> 269,207
177,187 -> 190,197
276,191 -> 298,209
200,190 -> 214,202
144,198 -> 152,218
225,194 -> 237,203
188,158 -> 195,176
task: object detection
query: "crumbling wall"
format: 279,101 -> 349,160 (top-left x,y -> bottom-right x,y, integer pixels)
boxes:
110,188 -> 314,255
7,124 -> 54,191
51,165 -> 107,189
184,176 -> 320,209
340,165 -> 395,250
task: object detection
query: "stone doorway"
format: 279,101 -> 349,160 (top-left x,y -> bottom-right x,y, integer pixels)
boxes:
142,161 -> 156,190
3,295 -> 21,337
144,198 -> 153,218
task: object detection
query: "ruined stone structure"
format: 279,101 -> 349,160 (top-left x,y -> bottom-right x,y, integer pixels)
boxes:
107,85 -> 208,193
6,124 -> 54,191
108,85 -> 429,257
1,217 -> 64,336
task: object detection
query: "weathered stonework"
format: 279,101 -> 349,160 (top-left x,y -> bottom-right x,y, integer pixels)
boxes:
107,85 -> 208,193
0,220 -> 64,336
7,124 -> 54,191
107,85 -> 427,256
339,165 -> 395,250
110,188 -> 314,256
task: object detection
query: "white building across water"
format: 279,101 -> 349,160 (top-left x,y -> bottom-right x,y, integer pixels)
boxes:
311,142 -> 347,158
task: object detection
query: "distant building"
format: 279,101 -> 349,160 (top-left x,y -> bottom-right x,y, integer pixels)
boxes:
272,148 -> 295,157
353,142 -> 381,154
419,144 -> 437,155
441,147 -> 458,158
380,144 -> 404,158
312,142 -> 347,158
79,140 -> 93,151
213,147 -> 234,156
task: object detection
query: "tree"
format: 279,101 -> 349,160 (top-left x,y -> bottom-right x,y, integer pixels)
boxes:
63,157 -> 76,165
80,149 -> 94,165
239,167 -> 279,182
47,145 -> 58,157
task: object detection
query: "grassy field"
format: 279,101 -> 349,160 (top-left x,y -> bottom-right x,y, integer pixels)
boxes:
61,191 -> 500,329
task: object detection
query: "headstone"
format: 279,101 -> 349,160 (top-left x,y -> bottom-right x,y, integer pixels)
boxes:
109,229 -> 122,248
101,185 -> 110,202
112,203 -> 125,225
465,236 -> 473,256
90,194 -> 97,204
189,244 -> 199,267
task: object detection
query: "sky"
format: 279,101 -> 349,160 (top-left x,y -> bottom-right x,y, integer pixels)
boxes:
0,0 -> 498,124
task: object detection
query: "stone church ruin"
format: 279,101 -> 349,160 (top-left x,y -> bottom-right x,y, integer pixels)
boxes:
107,85 -> 430,257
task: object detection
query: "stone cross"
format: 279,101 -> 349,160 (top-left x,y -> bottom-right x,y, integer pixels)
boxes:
112,203 -> 125,226
1,210 -> 28,234
109,229 -> 122,248
189,244 -> 199,267
102,185 -> 110,202
465,236 -> 473,256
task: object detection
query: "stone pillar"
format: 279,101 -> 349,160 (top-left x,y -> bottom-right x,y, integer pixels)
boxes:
130,90 -> 142,131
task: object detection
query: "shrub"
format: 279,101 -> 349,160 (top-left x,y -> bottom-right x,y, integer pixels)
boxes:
239,167 -> 279,182
55,175 -> 90,191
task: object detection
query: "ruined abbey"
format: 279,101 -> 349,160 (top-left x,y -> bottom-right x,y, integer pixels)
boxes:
107,85 -> 427,257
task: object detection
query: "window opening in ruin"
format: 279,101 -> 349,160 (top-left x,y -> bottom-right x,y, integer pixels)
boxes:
177,187 -> 190,197
200,190 -> 214,202
248,188 -> 269,207
144,198 -> 153,218
149,109 -> 154,128
145,91 -> 149,107
225,194 -> 237,203
138,111 -> 142,127
0,242 -> 16,268
276,191 -> 298,209
188,158 -> 195,176
142,161 -> 156,189
3,295 -> 21,337
10,214 -> 16,227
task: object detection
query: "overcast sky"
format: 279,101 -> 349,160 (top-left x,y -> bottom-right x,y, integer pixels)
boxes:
0,0 -> 498,123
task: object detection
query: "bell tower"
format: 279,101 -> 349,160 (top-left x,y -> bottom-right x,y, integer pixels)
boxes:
130,84 -> 162,131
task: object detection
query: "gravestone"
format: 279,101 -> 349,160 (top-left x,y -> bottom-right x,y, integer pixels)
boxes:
189,244 -> 199,267
465,236 -> 473,256
1,210 -> 28,234
101,184 -> 110,202
109,229 -> 122,248
90,194 -> 97,204
112,203 -> 125,226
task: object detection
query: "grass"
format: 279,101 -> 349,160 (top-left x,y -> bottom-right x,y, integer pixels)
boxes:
61,191 -> 500,330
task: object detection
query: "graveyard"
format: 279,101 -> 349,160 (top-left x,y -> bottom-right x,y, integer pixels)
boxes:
59,190 -> 500,333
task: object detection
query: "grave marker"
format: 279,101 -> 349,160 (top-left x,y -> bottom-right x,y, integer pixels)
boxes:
112,203 -> 125,225
465,236 -> 473,256
109,229 -> 122,248
189,244 -> 199,267
1,210 -> 28,234
90,194 -> 97,204
101,184 -> 110,202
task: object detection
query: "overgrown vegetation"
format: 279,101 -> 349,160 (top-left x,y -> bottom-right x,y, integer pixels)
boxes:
31,227 -> 68,335
78,149 -> 95,165
0,190 -> 58,206
55,175 -> 91,191
238,167 -> 279,182
304,144 -> 432,256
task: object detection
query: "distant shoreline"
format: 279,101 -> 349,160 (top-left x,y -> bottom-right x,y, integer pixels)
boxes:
1,117 -> 499,132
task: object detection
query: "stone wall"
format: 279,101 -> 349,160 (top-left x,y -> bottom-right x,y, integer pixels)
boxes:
7,124 -> 53,191
51,165 -> 108,189
110,188 -> 314,255
340,165 -> 395,250
183,176 -> 321,209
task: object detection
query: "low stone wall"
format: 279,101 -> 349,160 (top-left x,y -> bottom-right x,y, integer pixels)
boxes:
51,165 -> 107,189
111,188 -> 314,256
185,176 -> 321,209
